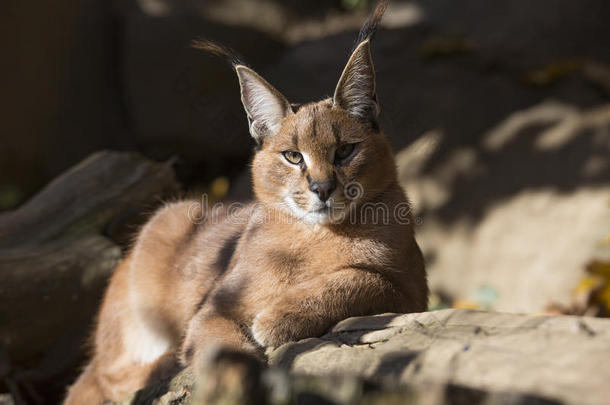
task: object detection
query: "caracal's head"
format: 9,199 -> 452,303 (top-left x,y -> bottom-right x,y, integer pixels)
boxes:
239,40 -> 398,224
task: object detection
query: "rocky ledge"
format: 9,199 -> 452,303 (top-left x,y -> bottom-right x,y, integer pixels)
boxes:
115,309 -> 610,405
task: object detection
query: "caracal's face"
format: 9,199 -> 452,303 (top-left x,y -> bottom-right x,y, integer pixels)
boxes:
251,99 -> 394,225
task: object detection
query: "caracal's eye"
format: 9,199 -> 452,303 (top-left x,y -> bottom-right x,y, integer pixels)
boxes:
283,151 -> 303,165
335,143 -> 355,161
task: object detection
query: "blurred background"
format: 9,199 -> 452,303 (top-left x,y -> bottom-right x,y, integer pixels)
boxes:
1,0 -> 609,403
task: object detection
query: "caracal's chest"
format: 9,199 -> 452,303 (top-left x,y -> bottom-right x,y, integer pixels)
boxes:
241,220 -> 346,278
213,207 -> 397,319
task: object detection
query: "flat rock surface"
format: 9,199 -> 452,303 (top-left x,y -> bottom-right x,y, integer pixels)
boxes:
270,309 -> 610,405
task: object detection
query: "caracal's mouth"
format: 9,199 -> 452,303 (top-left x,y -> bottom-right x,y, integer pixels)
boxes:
310,200 -> 331,212
283,193 -> 351,225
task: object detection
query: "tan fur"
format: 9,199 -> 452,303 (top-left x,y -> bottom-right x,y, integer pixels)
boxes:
64,2 -> 426,402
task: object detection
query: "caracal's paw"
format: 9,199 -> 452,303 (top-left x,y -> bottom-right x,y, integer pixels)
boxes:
251,309 -> 308,348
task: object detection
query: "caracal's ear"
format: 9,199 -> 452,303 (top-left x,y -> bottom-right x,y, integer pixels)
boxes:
333,40 -> 379,121
235,65 -> 293,144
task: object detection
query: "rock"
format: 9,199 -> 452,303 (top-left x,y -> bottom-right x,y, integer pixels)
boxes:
271,309 -> 610,405
114,368 -> 196,405
0,151 -> 179,403
111,309 -> 610,405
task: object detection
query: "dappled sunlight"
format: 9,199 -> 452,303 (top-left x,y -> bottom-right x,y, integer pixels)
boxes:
381,2 -> 424,29
483,101 -> 579,151
136,0 -> 172,16
422,188 -> 610,313
197,0 -> 425,44
397,100 -> 610,313
534,104 -> 610,151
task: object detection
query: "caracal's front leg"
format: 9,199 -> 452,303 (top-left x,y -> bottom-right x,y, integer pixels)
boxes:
251,269 -> 405,348
181,304 -> 262,368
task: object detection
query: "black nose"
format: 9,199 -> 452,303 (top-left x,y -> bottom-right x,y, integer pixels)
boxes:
309,179 -> 336,202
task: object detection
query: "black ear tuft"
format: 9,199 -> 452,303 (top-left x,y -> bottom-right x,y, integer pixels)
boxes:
191,39 -> 247,70
353,0 -> 389,48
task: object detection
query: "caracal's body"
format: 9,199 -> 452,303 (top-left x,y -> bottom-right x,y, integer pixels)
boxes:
64,1 -> 427,403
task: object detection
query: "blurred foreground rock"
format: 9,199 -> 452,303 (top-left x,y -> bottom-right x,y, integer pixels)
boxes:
0,151 -> 178,403
115,309 -> 610,405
